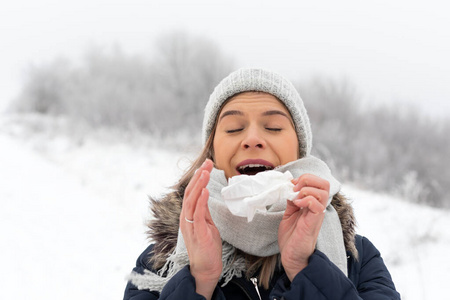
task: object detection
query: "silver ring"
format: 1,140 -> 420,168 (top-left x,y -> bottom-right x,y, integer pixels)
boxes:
185,217 -> 194,224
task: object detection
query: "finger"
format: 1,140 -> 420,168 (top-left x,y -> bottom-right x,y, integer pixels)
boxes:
184,164 -> 203,199
201,189 -> 215,224
180,172 -> 209,236
183,169 -> 211,222
293,196 -> 326,215
283,200 -> 298,219
294,174 -> 330,193
182,159 -> 213,217
193,188 -> 211,233
185,159 -> 214,198
296,186 -> 329,207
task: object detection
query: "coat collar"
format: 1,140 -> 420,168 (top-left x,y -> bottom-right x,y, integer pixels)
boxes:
147,191 -> 357,269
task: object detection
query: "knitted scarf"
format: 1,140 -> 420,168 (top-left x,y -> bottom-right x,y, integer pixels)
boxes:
129,156 -> 347,293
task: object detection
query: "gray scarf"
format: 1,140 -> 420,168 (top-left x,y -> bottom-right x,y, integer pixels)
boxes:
129,156 -> 347,292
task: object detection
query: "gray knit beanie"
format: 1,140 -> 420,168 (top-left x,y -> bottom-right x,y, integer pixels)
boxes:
202,68 -> 312,157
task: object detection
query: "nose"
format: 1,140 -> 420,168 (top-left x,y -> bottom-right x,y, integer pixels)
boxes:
241,127 -> 266,150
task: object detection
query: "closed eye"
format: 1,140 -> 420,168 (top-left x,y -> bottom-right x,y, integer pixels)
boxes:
226,128 -> 243,133
266,128 -> 282,132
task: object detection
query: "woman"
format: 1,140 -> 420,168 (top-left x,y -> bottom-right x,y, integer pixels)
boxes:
124,68 -> 400,300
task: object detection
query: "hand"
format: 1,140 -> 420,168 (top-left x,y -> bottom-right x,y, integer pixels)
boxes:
278,174 -> 330,282
179,159 -> 222,299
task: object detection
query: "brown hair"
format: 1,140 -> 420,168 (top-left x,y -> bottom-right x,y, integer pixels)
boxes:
150,92 -> 357,289
170,108 -> 280,289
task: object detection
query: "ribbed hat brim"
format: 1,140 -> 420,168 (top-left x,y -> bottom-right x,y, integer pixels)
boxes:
202,68 -> 312,157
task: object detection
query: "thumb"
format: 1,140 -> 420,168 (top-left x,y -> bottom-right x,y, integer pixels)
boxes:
283,200 -> 301,220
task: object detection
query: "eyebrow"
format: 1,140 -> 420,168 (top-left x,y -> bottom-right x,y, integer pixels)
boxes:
219,110 -> 244,121
219,109 -> 291,121
262,110 -> 290,119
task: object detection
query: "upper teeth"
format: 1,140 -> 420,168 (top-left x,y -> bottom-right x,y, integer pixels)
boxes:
238,164 -> 272,170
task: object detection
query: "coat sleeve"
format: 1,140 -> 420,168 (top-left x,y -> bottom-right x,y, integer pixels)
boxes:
353,236 -> 400,299
124,244 -> 225,300
159,266 -> 225,300
123,244 -> 160,300
270,236 -> 400,300
270,250 -> 360,300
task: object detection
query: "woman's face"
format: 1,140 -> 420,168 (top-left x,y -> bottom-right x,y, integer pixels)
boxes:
213,92 -> 299,179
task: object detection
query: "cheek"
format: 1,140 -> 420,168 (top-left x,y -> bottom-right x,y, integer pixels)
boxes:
213,136 -> 239,177
213,137 -> 228,166
278,134 -> 299,162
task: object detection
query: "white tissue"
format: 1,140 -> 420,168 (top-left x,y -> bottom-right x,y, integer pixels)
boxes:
221,170 -> 299,222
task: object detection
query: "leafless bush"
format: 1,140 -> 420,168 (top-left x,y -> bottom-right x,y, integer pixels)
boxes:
298,78 -> 449,208
10,32 -> 449,207
11,58 -> 73,114
148,31 -> 235,133
11,32 -> 234,135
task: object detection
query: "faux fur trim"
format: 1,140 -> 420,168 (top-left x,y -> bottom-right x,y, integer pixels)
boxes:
331,193 -> 358,260
146,191 -> 182,270
147,191 -> 357,269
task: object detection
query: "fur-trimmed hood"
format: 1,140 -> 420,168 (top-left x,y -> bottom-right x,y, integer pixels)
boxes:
147,191 -> 357,270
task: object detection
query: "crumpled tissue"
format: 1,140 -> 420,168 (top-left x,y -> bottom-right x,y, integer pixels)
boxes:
221,170 -> 298,222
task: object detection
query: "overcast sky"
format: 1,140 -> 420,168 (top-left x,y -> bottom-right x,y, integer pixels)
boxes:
1,0 -> 449,118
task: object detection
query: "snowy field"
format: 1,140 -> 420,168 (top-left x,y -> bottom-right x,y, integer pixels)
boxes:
1,114 -> 449,299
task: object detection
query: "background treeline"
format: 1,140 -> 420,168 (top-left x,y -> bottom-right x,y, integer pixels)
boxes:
299,80 -> 449,207
10,32 -> 449,208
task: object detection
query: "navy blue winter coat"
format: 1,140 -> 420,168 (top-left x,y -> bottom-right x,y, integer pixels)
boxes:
124,234 -> 400,300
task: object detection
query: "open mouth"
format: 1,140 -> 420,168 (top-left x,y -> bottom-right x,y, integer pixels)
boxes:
236,159 -> 275,175
237,164 -> 274,175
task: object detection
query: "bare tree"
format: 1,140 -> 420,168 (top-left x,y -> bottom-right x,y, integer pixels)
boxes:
298,77 -> 449,208
10,33 -> 448,207
11,31 -> 235,136
150,31 -> 235,133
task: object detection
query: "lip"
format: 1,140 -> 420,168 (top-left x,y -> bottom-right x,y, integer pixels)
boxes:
236,159 -> 275,169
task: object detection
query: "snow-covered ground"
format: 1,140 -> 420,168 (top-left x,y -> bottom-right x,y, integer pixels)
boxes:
1,114 -> 449,299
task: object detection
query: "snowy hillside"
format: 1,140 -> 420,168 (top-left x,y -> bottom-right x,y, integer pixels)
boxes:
1,115 -> 449,299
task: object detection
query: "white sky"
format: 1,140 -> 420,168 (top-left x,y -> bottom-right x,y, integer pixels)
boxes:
1,0 -> 449,118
